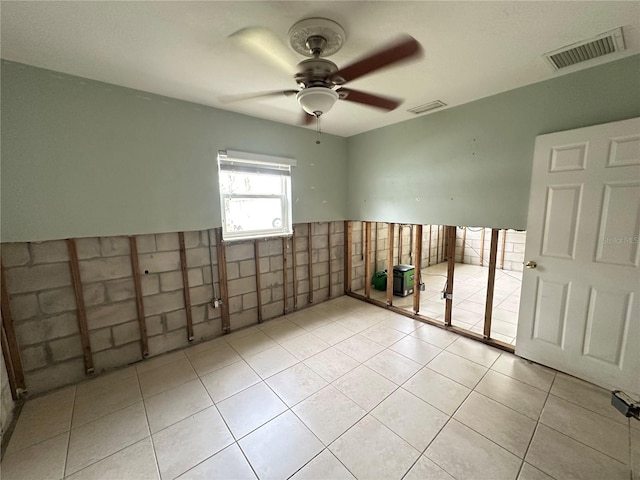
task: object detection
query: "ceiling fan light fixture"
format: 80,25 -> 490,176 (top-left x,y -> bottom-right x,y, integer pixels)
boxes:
297,87 -> 338,116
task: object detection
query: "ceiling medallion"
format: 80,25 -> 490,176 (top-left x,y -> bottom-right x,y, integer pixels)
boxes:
288,18 -> 346,57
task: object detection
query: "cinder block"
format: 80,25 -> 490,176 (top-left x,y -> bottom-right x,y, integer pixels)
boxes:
105,278 -> 136,302
261,272 -> 281,288
258,239 -> 282,257
93,342 -> 142,372
312,236 -> 328,249
79,256 -> 132,283
148,330 -> 189,357
160,271 -> 183,292
226,242 -> 254,262
193,320 -> 222,342
100,237 -> 131,257
295,266 -> 308,281
31,241 -> 69,264
271,286 -> 284,302
298,280 -> 309,294
83,283 -> 106,307
25,358 -> 85,395
314,288 -> 329,303
136,235 -> 157,253
38,287 -> 77,314
333,222 -> 345,234
228,277 -> 257,297
191,305 -> 207,324
187,268 -> 202,287
513,243 -> 526,253
202,267 -> 213,285
207,304 -> 222,320
20,345 -> 48,371
89,328 -> 113,352
138,251 -> 181,273
242,293 -> 258,310
87,300 -> 138,330
260,257 -> 270,273
156,233 -> 180,251
263,301 -> 284,320
75,237 -> 101,259
1,243 -> 30,267
226,262 -> 240,280
15,313 -> 78,346
141,274 -> 160,296
189,285 -> 212,306
260,288 -> 273,304
316,250 -> 329,263
143,291 -> 184,316
268,255 -> 282,272
295,238 -> 308,253
229,308 -> 258,330
112,320 -> 142,346
186,247 -> 211,268
145,315 -> 164,336
239,259 -> 255,278
49,335 -> 83,362
331,233 -> 344,247
228,295 -> 242,314
5,263 -> 72,294
10,293 -> 39,321
183,231 -> 201,248
296,252 -> 309,265
165,310 -> 187,331
319,274 -> 330,289
199,230 -> 211,246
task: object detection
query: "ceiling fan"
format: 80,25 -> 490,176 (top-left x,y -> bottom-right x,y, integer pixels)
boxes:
222,18 -> 423,133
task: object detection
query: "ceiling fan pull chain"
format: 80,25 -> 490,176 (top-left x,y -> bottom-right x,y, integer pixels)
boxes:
316,115 -> 322,144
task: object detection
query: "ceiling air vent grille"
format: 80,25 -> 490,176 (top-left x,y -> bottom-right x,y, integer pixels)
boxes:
544,28 -> 625,70
408,100 -> 447,115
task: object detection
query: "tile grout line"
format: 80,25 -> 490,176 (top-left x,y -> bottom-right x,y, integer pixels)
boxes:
61,386 -> 78,479
133,366 -> 161,480
515,371 -> 558,480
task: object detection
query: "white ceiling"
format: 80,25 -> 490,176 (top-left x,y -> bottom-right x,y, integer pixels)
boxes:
1,1 -> 639,137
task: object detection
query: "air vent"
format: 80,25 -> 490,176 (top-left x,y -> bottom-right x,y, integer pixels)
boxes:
543,27 -> 625,70
408,100 -> 447,115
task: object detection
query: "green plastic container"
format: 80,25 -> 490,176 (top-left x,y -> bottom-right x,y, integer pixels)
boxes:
393,264 -> 415,297
371,270 -> 387,290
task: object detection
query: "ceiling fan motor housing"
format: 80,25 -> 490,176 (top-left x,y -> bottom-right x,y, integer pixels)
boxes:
295,58 -> 339,88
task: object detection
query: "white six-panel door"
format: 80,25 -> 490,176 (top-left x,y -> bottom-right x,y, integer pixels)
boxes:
516,117 -> 640,396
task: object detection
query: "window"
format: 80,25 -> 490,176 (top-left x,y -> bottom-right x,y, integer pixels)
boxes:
217,150 -> 295,241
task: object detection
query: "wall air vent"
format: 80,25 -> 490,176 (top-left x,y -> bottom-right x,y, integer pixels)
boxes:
543,27 -> 625,71
408,100 -> 447,115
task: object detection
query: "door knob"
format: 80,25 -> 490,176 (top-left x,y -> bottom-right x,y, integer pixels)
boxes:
525,261 -> 537,269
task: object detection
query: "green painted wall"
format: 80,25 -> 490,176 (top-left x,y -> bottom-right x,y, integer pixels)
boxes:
1,61 -> 348,242
346,55 -> 640,230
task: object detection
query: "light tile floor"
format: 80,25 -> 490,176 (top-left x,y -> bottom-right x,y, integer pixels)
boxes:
2,296 -> 638,480
358,262 -> 523,344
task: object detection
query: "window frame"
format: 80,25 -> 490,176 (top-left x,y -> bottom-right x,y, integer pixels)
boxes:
217,150 -> 295,241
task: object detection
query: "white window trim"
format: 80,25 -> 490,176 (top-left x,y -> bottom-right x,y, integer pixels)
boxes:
217,150 -> 295,241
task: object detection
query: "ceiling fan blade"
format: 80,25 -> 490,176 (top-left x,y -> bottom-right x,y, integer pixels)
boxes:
219,90 -> 298,104
338,88 -> 401,111
331,35 -> 423,84
229,27 -> 299,75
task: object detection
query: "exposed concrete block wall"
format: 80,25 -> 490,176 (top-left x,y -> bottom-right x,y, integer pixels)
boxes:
351,222 -> 449,293
0,222 -> 344,395
1,322 -> 15,447
455,227 -> 526,272
422,225 -> 447,267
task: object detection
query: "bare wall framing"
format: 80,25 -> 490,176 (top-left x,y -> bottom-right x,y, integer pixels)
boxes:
345,220 -> 515,353
0,222 -> 345,395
